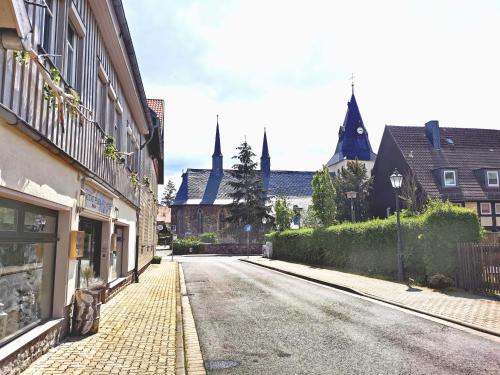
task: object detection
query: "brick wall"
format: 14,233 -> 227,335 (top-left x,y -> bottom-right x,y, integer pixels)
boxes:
199,243 -> 263,255
0,307 -> 70,375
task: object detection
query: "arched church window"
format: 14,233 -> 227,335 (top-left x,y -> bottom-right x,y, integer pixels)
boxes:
197,208 -> 203,234
218,210 -> 225,231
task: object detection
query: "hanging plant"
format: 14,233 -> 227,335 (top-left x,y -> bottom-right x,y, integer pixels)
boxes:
103,137 -> 120,161
130,173 -> 139,190
42,67 -> 61,109
14,50 -> 30,65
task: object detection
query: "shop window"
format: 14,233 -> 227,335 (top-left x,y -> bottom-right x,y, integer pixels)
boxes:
480,203 -> 492,215
0,198 -> 57,347
0,206 -> 17,231
496,203 -> 500,215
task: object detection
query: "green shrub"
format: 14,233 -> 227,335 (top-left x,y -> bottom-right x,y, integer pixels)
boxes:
199,232 -> 218,243
173,238 -> 202,255
152,255 -> 162,264
267,200 -> 481,280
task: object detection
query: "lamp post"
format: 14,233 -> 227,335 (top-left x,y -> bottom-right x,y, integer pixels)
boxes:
345,191 -> 358,222
390,169 -> 404,281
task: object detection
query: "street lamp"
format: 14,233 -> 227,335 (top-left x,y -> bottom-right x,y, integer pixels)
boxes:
390,169 -> 404,281
345,191 -> 358,222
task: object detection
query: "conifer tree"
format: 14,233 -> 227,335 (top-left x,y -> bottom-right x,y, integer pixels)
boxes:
227,140 -> 269,241
311,165 -> 337,226
333,160 -> 372,222
161,180 -> 177,207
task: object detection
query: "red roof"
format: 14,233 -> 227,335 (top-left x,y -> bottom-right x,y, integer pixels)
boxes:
147,98 -> 165,129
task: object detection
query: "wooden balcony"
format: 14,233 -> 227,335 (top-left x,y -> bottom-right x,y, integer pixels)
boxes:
0,47 -> 139,206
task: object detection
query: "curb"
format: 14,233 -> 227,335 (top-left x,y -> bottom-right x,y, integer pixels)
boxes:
179,264 -> 207,375
241,259 -> 500,338
176,263 -> 186,375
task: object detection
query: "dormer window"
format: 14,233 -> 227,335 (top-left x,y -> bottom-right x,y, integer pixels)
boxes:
486,171 -> 499,187
443,170 -> 456,187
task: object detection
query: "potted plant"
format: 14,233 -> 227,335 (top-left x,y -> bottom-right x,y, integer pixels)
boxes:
71,265 -> 106,336
151,255 -> 162,264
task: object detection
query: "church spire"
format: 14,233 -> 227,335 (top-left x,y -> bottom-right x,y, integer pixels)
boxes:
212,115 -> 223,176
260,128 -> 271,176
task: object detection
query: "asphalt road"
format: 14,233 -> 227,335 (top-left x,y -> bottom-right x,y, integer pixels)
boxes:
180,256 -> 500,375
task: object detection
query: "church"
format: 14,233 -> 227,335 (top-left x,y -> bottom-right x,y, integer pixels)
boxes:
171,89 -> 376,238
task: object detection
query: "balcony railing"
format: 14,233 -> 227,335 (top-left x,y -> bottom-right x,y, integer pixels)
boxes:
0,48 -> 139,206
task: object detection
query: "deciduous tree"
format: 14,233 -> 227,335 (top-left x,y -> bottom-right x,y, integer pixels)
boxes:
311,165 -> 337,226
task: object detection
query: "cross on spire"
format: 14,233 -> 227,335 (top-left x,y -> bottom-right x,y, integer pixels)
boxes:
350,73 -> 355,94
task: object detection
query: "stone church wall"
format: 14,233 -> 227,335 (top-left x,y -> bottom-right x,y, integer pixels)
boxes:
172,205 -> 231,240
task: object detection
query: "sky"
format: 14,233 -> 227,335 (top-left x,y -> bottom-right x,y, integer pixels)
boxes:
122,0 -> 500,192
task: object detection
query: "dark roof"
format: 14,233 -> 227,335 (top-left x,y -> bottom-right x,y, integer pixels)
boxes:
213,122 -> 222,157
327,93 -> 376,166
173,169 -> 315,205
261,131 -> 270,158
387,125 -> 500,201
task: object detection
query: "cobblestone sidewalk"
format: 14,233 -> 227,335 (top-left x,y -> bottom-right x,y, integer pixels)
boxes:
245,257 -> 500,336
24,262 -> 178,375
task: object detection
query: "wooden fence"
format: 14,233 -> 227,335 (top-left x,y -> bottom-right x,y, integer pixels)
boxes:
456,243 -> 500,296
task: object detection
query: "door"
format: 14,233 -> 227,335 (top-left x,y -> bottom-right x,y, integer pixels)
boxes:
109,226 -> 123,281
77,218 -> 102,287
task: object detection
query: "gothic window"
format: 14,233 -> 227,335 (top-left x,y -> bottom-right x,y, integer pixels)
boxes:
197,209 -> 203,234
218,210 -> 225,231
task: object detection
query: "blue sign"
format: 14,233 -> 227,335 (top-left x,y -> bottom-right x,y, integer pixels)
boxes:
243,224 -> 252,232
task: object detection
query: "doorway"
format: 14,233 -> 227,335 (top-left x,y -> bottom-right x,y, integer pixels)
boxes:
77,217 -> 102,287
110,226 -> 124,281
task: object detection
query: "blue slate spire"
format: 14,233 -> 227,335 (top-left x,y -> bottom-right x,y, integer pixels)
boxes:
212,116 -> 223,176
327,90 -> 376,167
261,129 -> 271,177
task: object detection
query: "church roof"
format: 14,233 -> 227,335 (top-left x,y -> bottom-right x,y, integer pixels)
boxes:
213,122 -> 222,157
261,130 -> 270,159
327,92 -> 376,166
172,169 -> 315,206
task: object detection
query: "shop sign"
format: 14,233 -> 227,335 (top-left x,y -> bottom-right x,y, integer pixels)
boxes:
84,185 -> 113,216
70,230 -> 86,259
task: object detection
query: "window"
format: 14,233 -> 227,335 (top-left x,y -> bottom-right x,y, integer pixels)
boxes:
496,203 -> 500,215
65,22 -> 78,87
115,111 -> 122,151
443,170 -> 456,187
96,78 -> 107,130
487,171 -> 499,187
107,95 -> 115,137
218,210 -> 225,231
480,203 -> 491,215
197,209 -> 203,234
0,198 -> 57,347
42,0 -> 54,53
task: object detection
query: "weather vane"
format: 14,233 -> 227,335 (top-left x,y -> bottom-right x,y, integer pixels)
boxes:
350,73 -> 355,93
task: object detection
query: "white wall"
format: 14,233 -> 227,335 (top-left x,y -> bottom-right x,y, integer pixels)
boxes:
114,199 -> 137,273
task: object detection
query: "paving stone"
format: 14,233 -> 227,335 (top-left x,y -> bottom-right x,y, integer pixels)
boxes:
23,263 -> 178,375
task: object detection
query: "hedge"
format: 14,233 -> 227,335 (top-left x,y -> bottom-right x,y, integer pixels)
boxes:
173,238 -> 202,255
199,232 -> 218,244
266,201 -> 481,280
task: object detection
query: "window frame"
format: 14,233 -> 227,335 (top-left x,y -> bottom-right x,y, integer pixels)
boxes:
486,171 -> 499,187
443,170 -> 457,187
480,202 -> 492,215
495,203 -> 500,216
65,21 -> 78,88
41,0 -> 55,53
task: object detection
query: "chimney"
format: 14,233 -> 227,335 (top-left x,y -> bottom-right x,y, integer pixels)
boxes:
425,120 -> 440,149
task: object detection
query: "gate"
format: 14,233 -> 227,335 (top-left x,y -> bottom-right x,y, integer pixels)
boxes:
456,243 -> 500,295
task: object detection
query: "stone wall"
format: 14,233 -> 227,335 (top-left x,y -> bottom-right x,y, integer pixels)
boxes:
199,243 -> 263,255
172,205 -> 230,238
0,307 -> 70,375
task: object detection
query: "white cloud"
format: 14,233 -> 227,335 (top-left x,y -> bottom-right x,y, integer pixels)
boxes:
124,0 -> 500,193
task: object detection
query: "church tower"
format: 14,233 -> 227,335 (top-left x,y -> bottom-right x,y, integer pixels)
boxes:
260,129 -> 271,177
212,116 -> 223,177
326,86 -> 376,175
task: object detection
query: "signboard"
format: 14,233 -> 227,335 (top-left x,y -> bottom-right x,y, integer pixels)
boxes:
243,224 -> 252,232
70,231 -> 86,259
83,184 -> 113,216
